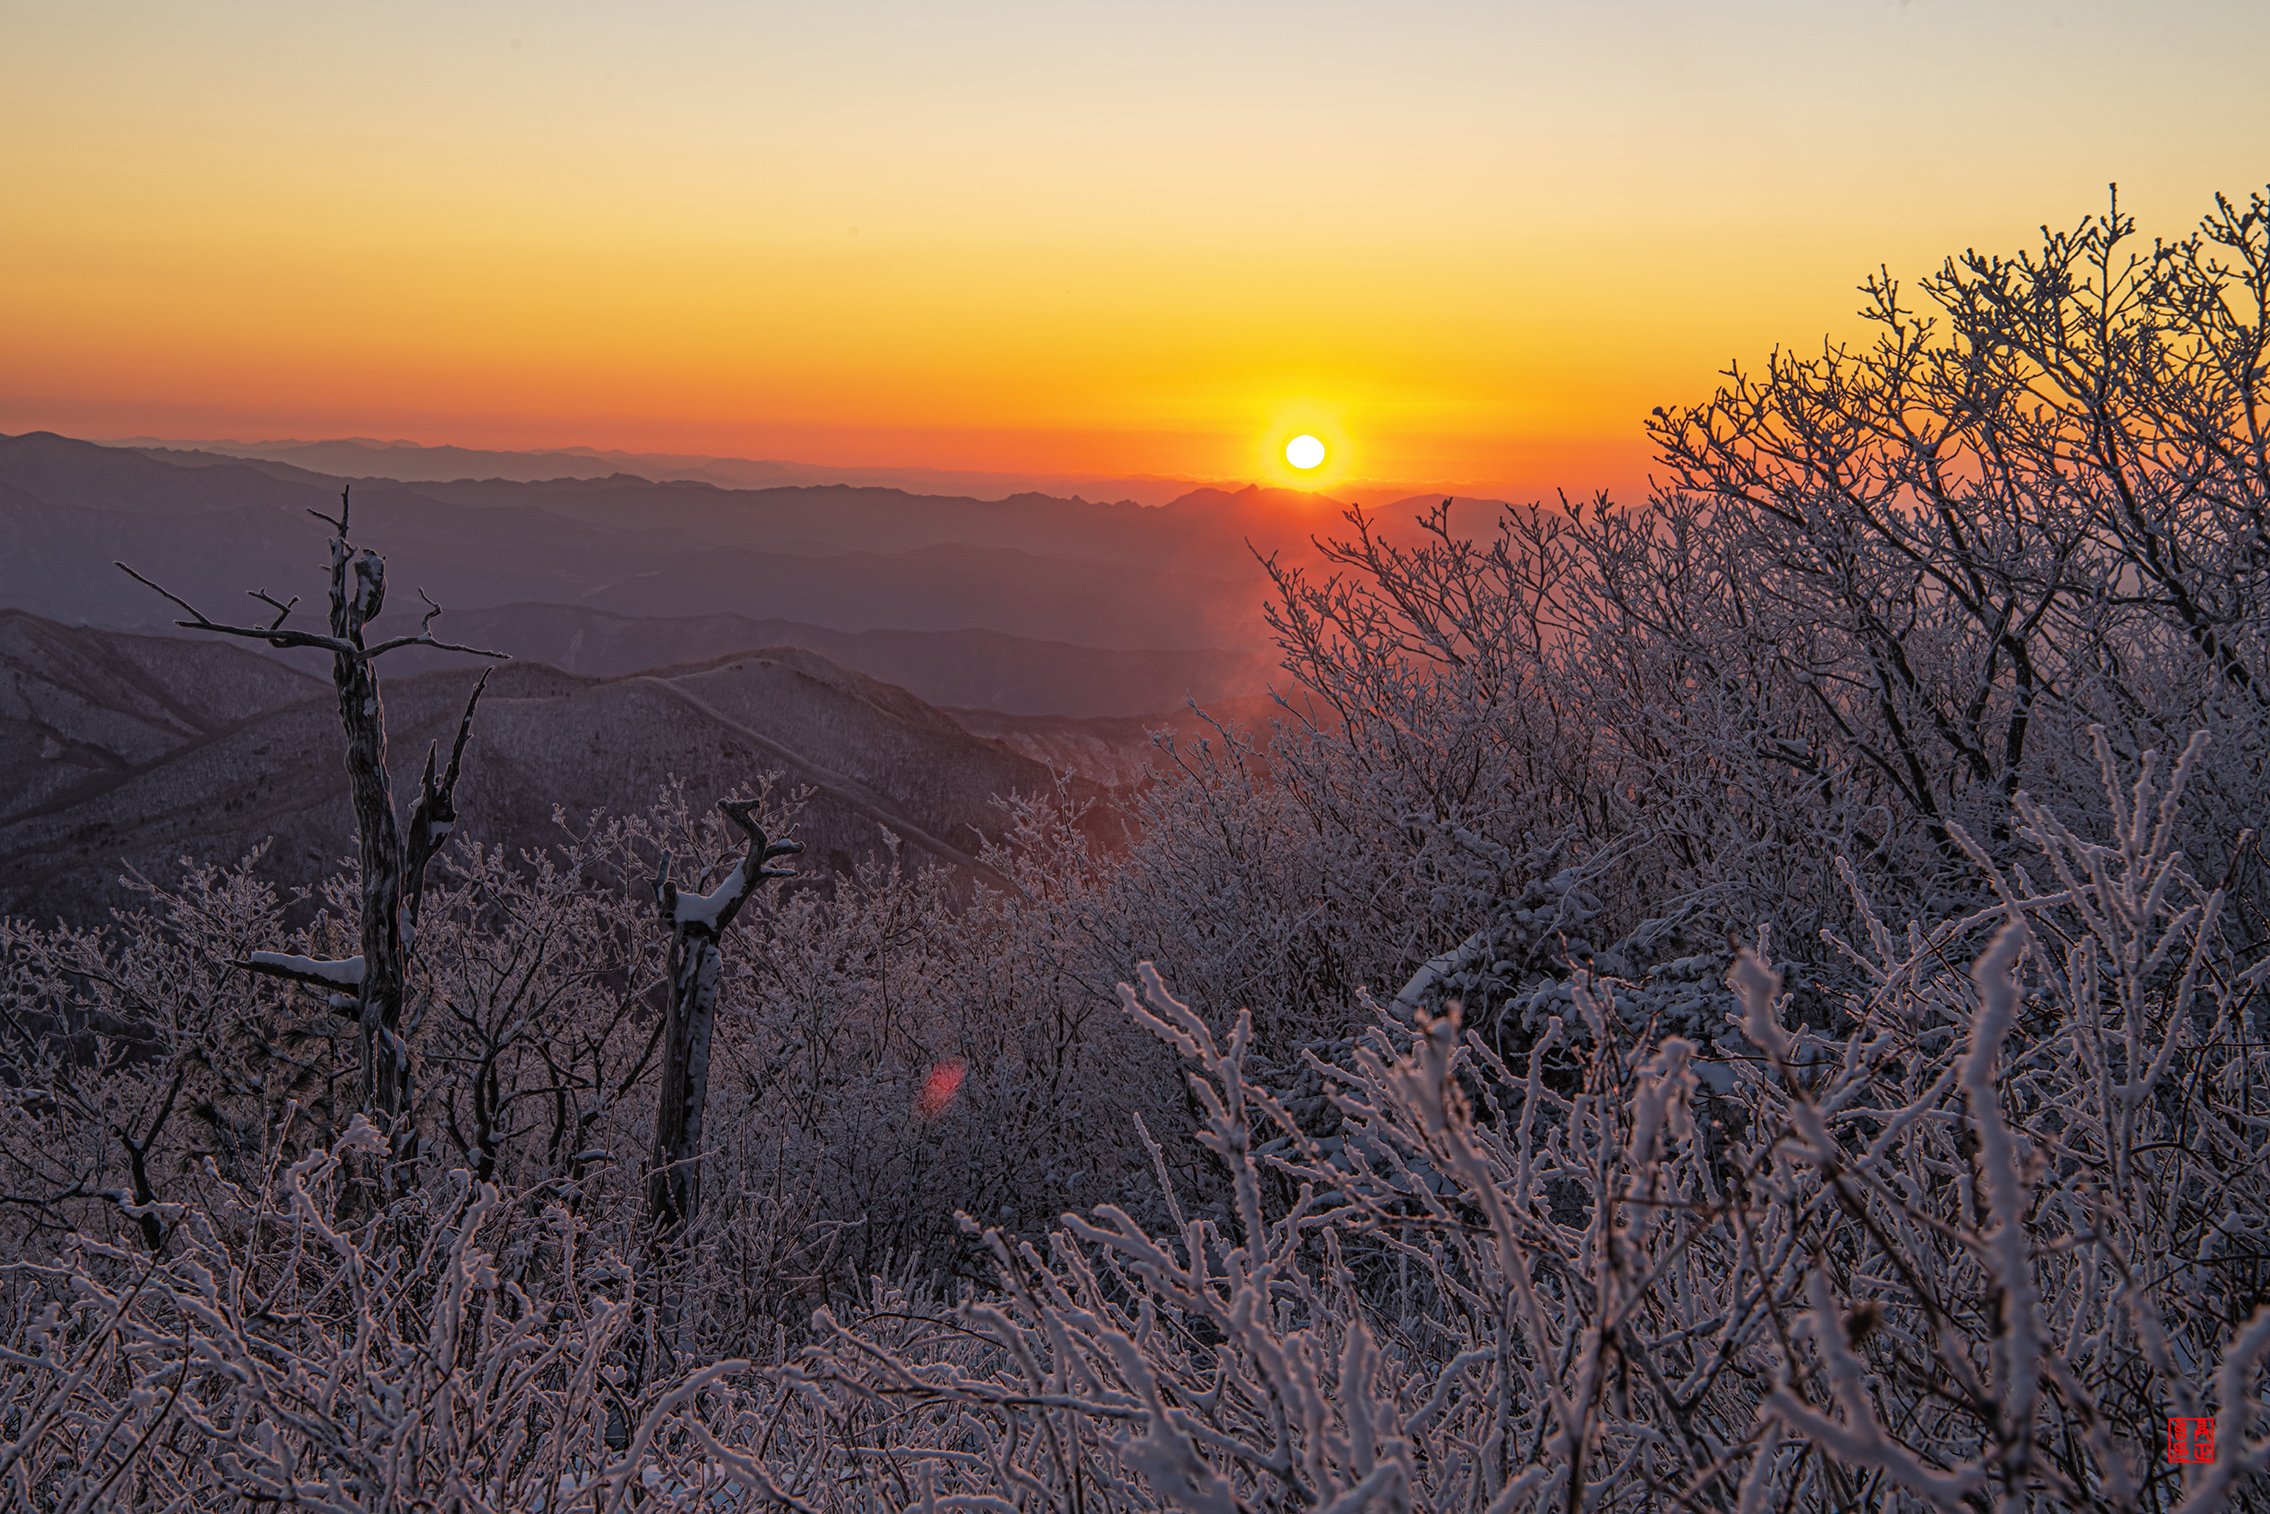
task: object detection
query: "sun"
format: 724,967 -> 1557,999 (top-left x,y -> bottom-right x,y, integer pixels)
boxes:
1260,407 -> 1347,484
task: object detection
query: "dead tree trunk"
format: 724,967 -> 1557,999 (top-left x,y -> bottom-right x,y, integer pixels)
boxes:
120,487 -> 503,1142
645,798 -> 801,1243
329,533 -> 415,1118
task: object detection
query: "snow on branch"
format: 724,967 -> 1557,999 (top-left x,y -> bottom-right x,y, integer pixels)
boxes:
241,950 -> 366,988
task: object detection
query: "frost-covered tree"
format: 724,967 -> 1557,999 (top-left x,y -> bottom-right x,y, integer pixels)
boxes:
1230,186 -> 2270,1040
1634,182 -> 2270,911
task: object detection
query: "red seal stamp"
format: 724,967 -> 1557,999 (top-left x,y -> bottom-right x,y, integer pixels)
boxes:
2169,1417 -> 2215,1465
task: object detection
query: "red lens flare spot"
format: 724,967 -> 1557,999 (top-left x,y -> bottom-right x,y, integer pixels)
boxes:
915,1056 -> 968,1121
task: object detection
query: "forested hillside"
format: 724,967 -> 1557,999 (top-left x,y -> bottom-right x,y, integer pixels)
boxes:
4,190 -> 2269,1511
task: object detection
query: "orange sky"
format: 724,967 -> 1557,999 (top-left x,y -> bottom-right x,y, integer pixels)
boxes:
5,1 -> 2265,502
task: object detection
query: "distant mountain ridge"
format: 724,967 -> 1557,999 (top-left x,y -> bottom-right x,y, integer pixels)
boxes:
0,609 -> 322,820
0,428 -> 1462,926
108,433 -> 1477,510
0,429 -> 1518,753
112,435 -> 1218,507
354,603 -> 1278,718
0,431 -> 1303,654
0,615 -> 1122,925
947,694 -> 1329,788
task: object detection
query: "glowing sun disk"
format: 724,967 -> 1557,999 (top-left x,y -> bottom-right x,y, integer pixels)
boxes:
1286,434 -> 1326,469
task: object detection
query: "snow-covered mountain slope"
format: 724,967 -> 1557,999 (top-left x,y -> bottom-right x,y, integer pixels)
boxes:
0,621 -> 1121,925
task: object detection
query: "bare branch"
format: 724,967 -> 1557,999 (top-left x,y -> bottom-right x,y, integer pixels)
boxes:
307,484 -> 348,536
247,588 -> 298,630
113,562 -> 212,625
361,631 -> 510,660
711,798 -> 804,937
405,670 -> 491,927
439,667 -> 488,796
178,619 -> 353,654
119,562 -> 359,652
119,560 -> 503,660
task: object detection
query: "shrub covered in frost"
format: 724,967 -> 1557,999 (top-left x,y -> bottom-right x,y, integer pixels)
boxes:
9,737 -> 2265,1509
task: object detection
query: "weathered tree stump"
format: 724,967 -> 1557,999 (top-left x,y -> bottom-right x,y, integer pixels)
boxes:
644,798 -> 801,1245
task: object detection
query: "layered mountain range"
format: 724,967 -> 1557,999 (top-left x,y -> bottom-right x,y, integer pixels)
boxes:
0,430 -> 1452,925
116,435 -> 1222,508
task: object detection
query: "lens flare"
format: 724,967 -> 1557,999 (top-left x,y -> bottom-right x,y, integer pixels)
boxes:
915,1056 -> 968,1120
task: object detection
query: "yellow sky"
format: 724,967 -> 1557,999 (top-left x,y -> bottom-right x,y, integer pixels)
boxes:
4,1 -> 2265,499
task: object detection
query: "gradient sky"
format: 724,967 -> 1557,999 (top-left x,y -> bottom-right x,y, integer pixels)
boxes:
5,1 -> 2265,499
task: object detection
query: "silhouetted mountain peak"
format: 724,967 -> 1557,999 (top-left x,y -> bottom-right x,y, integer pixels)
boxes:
1162,483 -> 1345,515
